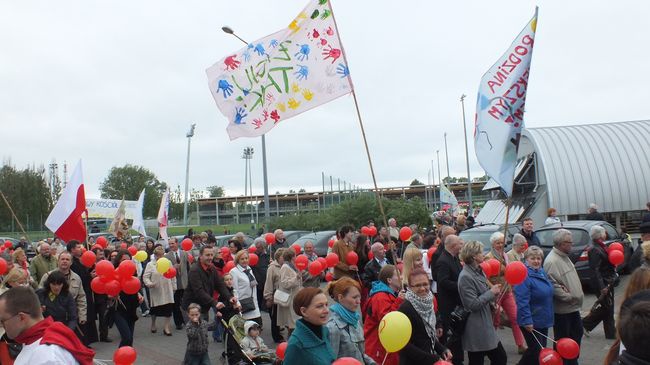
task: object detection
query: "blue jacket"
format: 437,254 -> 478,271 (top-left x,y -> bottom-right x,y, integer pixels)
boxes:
513,264 -> 554,329
284,318 -> 336,365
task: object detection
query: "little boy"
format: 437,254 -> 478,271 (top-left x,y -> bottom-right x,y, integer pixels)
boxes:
184,303 -> 216,365
240,321 -> 270,360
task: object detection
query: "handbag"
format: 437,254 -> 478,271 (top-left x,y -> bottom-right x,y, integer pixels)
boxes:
273,289 -> 291,307
446,305 -> 471,345
239,297 -> 256,313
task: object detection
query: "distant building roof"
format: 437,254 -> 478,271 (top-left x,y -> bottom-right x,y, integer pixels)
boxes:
522,119 -> 650,216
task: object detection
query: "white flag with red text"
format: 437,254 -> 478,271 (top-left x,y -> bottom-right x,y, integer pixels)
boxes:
45,160 -> 87,242
207,0 -> 352,140
157,188 -> 170,245
474,8 -> 537,197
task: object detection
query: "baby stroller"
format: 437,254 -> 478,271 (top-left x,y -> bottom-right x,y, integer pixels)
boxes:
222,314 -> 277,365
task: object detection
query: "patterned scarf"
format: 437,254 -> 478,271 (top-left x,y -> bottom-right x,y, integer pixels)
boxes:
405,288 -> 437,353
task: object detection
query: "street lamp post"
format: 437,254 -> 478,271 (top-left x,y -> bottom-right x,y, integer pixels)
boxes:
436,150 -> 441,210
242,147 -> 254,227
444,133 -> 450,184
460,94 -> 473,214
183,123 -> 196,226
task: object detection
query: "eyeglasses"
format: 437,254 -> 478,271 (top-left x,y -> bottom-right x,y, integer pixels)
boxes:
0,312 -> 28,326
410,283 -> 430,289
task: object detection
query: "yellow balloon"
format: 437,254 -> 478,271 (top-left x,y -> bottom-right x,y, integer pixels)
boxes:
378,311 -> 412,353
134,250 -> 147,262
156,257 -> 171,274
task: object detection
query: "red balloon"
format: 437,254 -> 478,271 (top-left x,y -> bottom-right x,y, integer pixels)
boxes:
127,246 -> 137,256
113,346 -> 137,365
121,276 -> 141,295
609,249 -> 624,266
96,236 -> 108,248
488,259 -> 501,277
91,244 -> 102,251
556,337 -> 580,359
120,242 -> 127,250
504,261 -> 528,285
91,276 -> 106,294
427,246 -> 437,261
117,260 -> 136,279
367,250 -> 374,260
105,280 -> 121,297
265,233 -> 275,244
346,251 -> 359,266
326,253 -> 339,268
434,361 -> 453,365
368,226 -> 377,237
95,260 -> 115,277
317,257 -> 327,268
0,258 -> 8,275
4,241 -> 12,249
188,254 -> 194,264
181,238 -> 193,251
539,348 -> 563,365
328,239 -> 335,248
248,253 -> 259,267
325,272 -> 334,282
80,251 -> 97,268
399,226 -> 412,241
276,342 -> 287,360
361,226 -> 370,235
81,247 -> 87,253
292,244 -> 302,254
248,245 -> 257,254
224,261 -> 236,273
308,261 -> 323,276
295,254 -> 309,271
333,358 -> 362,365
396,262 -> 404,273
220,246 -> 230,256
608,242 -> 624,253
163,267 -> 177,279
480,262 -> 493,277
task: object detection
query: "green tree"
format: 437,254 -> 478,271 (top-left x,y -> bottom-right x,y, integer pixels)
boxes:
99,165 -> 167,218
410,179 -> 424,186
207,186 -> 225,198
0,163 -> 52,232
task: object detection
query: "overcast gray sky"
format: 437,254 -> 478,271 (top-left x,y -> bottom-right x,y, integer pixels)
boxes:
2,0 -> 648,199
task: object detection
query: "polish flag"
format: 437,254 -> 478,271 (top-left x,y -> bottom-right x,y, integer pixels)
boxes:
45,160 -> 87,242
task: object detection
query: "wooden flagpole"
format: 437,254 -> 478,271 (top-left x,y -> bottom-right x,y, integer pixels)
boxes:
327,0 -> 389,229
0,190 -> 30,241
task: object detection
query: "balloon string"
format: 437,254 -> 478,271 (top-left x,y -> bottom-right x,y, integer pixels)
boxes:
533,328 -> 557,344
529,328 -> 545,350
381,352 -> 389,365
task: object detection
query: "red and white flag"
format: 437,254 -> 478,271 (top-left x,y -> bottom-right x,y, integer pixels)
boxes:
45,160 -> 87,242
157,188 -> 170,245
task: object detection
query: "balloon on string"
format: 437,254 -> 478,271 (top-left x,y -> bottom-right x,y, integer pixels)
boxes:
480,262 -> 493,277
326,253 -> 339,268
91,277 -> 106,294
220,247 -> 230,257
80,251 -> 96,268
275,342 -> 287,360
113,346 -> 137,365
368,226 -> 377,237
0,258 -> 8,275
556,338 -> 580,359
133,250 -> 148,262
367,250 -> 374,260
608,242 -> 624,253
504,261 -> 528,285
539,348 -> 562,365
96,236 -> 108,248
188,254 -> 194,264
608,250 -> 624,266
328,239 -> 335,248
378,311 -> 412,353
156,257 -> 172,274
427,246 -> 437,261
292,244 -> 302,254
295,254 -> 309,271
360,226 -> 369,235
317,257 -> 327,269
163,267 -> 177,279
333,358 -> 362,365
95,260 -> 114,277
434,361 -> 453,365
105,280 -> 121,297
265,233 -> 275,244
248,253 -> 259,267
346,251 -> 359,266
4,241 -> 12,249
121,276 -> 141,295
325,272 -> 334,282
248,245 -> 257,254
127,246 -> 137,256
120,242 -> 127,250
224,261 -> 236,273
117,260 -> 136,279
488,259 -> 501,277
308,261 -> 323,276
81,246 -> 86,253
399,227 -> 412,241
181,238 -> 194,251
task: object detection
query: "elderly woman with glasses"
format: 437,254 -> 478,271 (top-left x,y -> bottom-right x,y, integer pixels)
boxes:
398,267 -> 451,364
458,240 -> 507,365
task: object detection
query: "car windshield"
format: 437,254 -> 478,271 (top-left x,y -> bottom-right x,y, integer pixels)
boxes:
536,228 -> 589,247
459,230 -> 494,251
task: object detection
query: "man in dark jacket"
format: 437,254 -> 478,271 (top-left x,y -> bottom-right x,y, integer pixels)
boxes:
586,203 -> 606,221
251,239 -> 270,310
433,234 -> 464,365
67,240 -> 98,345
642,202 -> 650,223
582,225 -> 616,339
362,243 -> 388,289
182,246 -> 236,321
520,217 -> 541,246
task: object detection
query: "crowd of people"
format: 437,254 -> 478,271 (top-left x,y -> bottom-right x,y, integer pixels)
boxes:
0,210 -> 650,365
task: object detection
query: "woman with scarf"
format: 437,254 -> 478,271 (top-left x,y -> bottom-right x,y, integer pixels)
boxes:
143,246 -> 176,335
485,232 -> 526,354
278,249 -> 302,335
326,277 -> 376,364
398,267 -> 450,364
230,250 -> 263,326
36,270 -> 78,329
364,265 -> 405,365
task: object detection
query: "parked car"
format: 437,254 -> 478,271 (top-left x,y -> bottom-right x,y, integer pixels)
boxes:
215,234 -> 255,248
0,237 -> 36,259
292,230 -> 337,257
458,223 -> 522,253
88,232 -> 117,244
535,220 -> 635,291
283,231 -> 311,245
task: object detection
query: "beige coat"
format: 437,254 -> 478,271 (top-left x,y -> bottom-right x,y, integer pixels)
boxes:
543,247 -> 584,314
143,260 -> 177,308
277,263 -> 302,329
263,261 -> 282,302
40,269 -> 87,322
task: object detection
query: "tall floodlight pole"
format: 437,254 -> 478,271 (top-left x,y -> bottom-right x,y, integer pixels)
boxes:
436,150 -> 441,210
183,123 -> 196,226
222,26 -> 271,222
460,94 -> 473,214
444,132 -> 451,185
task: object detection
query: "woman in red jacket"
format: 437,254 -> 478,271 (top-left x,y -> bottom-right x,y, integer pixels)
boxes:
363,264 -> 405,365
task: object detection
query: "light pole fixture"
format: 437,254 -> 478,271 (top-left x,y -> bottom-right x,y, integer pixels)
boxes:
183,123 -> 196,226
460,94 -> 473,214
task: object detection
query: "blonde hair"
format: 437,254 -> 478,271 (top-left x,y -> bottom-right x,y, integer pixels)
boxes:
2,267 -> 28,288
524,246 -> 544,259
12,248 -> 25,262
235,250 -> 249,265
223,273 -> 233,281
402,248 -> 424,285
153,246 -> 165,257
459,240 -> 484,265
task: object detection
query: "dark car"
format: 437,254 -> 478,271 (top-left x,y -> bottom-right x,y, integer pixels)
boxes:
283,231 -> 311,246
534,220 -> 635,291
88,232 -> 117,244
458,223 -> 522,253
215,234 -> 255,248
292,230 -> 337,257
